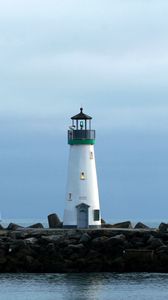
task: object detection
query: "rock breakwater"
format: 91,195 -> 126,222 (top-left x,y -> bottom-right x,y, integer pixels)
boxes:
1,225 -> 168,272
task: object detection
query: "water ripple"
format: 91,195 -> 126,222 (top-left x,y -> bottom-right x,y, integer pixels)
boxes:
0,273 -> 168,300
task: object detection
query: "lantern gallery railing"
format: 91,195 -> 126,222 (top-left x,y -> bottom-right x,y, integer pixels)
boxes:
68,130 -> 96,141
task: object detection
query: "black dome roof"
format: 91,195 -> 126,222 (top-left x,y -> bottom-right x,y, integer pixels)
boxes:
71,108 -> 92,120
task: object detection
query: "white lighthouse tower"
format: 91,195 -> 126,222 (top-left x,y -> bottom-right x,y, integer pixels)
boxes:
63,108 -> 101,228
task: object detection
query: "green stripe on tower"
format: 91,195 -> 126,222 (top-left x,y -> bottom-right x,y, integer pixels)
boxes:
68,139 -> 95,145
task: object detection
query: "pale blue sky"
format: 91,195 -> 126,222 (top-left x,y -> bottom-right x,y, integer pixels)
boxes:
1,0 -> 168,221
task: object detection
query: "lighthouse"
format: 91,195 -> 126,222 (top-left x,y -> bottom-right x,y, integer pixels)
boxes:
63,108 -> 101,228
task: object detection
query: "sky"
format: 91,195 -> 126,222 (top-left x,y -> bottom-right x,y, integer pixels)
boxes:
1,0 -> 168,222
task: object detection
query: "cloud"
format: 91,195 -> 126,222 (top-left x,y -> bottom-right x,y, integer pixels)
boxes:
0,0 -> 168,131
1,105 -> 168,137
17,50 -> 168,84
95,106 -> 168,132
0,0 -> 168,99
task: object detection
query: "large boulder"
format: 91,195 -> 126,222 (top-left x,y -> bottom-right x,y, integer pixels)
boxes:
102,224 -> 114,228
28,223 -> 44,229
134,222 -> 150,229
158,222 -> 168,232
103,234 -> 126,256
91,236 -> 108,247
147,236 -> 164,249
40,235 -> 63,244
65,243 -> 86,257
7,223 -> 24,231
79,233 -> 91,244
0,224 -> 4,230
111,221 -> 133,229
48,213 -> 62,228
105,234 -> 126,247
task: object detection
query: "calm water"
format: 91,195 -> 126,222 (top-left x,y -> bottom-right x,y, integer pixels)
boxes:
0,273 -> 168,300
1,218 -> 167,228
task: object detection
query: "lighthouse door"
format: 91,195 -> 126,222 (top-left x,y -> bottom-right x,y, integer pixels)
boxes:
76,203 -> 89,228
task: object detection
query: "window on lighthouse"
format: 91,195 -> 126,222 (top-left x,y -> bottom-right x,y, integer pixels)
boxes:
68,193 -> 72,200
80,172 -> 85,180
94,210 -> 100,221
90,152 -> 93,159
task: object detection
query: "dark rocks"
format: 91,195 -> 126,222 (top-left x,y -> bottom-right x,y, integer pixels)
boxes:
147,236 -> 164,249
105,234 -> 126,247
134,222 -> 149,229
28,223 -> 44,229
0,253 -> 7,264
124,249 -> 154,272
102,224 -> 115,228
25,237 -> 38,245
7,223 -> 24,231
1,227 -> 168,272
68,243 -> 85,251
156,245 -> 168,254
8,231 -> 29,239
0,224 -> 4,230
111,221 -> 133,229
48,213 -> 62,228
91,236 -> 108,247
158,223 -> 168,232
40,235 -> 63,243
79,233 -> 91,244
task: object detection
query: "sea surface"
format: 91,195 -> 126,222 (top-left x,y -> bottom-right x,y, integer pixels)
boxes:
0,219 -> 168,299
1,218 -> 167,229
0,273 -> 168,300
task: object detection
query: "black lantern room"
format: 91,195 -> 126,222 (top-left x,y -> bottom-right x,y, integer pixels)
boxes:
68,108 -> 96,145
